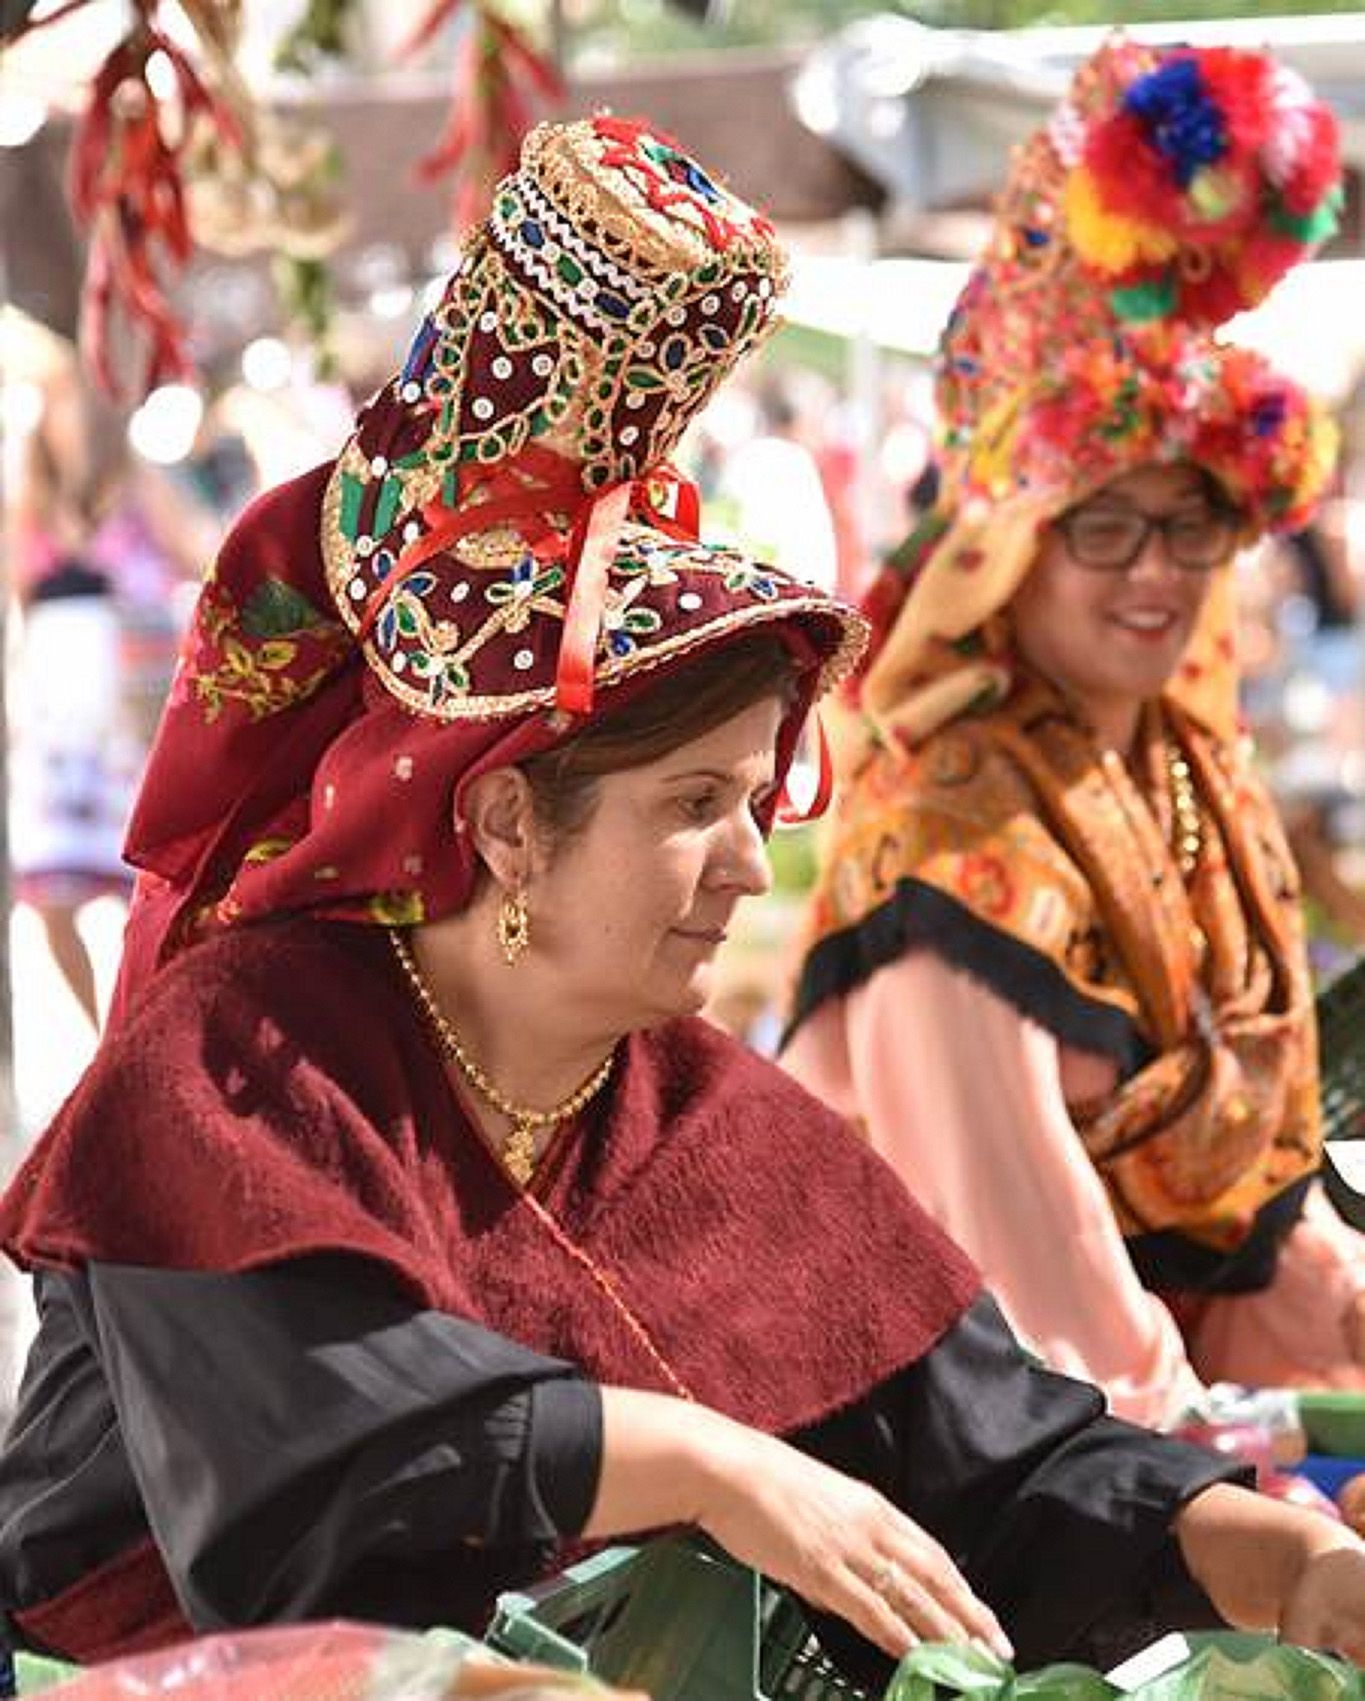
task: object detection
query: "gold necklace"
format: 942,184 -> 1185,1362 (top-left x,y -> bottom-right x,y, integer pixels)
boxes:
388,927 -> 616,1186
1165,738 -> 1202,881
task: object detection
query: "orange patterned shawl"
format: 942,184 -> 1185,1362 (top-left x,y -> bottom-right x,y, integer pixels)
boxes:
792,671 -> 1321,1270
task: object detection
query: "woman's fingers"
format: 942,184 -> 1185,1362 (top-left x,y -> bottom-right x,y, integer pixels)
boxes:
827,1560 -> 923,1659
807,1537 -> 1013,1664
694,1423 -> 1013,1662
1277,1541 -> 1365,1667
877,1557 -> 1004,1654
863,1544 -> 1013,1660
871,1516 -> 1013,1658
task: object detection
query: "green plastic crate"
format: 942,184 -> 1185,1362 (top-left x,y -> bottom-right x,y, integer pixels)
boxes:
487,1536 -> 871,1701
1297,1390 -> 1365,1456
1315,955 -> 1365,1229
1318,954 -> 1365,1140
12,1651 -> 79,1694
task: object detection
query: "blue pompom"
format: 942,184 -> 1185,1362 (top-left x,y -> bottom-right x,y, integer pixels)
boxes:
1123,57 -> 1227,189
1250,391 -> 1288,438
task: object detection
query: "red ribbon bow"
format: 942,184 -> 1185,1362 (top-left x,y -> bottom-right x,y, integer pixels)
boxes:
356,445 -> 700,717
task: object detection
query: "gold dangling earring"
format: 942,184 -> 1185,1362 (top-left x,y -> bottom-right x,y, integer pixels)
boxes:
497,887 -> 530,966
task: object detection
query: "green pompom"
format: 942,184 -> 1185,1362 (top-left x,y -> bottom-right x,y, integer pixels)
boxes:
1270,187 -> 1343,247
1109,277 -> 1177,323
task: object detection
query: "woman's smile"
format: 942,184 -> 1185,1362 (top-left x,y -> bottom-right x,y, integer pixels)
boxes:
1106,603 -> 1183,642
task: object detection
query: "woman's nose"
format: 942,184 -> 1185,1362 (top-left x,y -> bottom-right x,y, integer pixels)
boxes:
716,810 -> 773,897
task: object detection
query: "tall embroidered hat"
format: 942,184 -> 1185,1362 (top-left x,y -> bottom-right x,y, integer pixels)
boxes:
860,34 -> 1342,738
115,116 -> 864,1009
321,113 -> 804,721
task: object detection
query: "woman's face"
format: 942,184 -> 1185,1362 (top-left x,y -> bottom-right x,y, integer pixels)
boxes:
526,694 -> 783,1034
1012,463 -> 1231,738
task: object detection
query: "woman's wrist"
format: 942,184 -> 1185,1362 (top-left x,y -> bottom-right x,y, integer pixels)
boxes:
1174,1482 -> 1363,1630
584,1388 -> 744,1537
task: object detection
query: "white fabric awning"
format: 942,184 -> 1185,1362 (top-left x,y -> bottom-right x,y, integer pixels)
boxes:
784,254 -> 1365,402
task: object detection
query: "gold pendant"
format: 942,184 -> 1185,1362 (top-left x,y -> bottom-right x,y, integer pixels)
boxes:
502,1120 -> 538,1186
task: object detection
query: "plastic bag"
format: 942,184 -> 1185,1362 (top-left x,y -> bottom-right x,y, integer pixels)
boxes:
884,1636 -> 1362,1701
15,1620 -> 631,1700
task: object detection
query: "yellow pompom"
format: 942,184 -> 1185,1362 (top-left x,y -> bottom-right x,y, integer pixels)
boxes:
1304,407 -> 1340,489
1065,170 -> 1177,274
1187,165 -> 1244,223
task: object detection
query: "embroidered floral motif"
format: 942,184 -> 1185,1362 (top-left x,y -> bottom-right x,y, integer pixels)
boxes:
190,577 -> 349,725
599,575 -> 663,659
484,555 -> 566,632
369,890 -> 425,926
614,540 -> 679,586
723,561 -> 779,600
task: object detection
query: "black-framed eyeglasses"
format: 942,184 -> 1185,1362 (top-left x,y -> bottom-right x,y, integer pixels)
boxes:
1052,503 -> 1241,573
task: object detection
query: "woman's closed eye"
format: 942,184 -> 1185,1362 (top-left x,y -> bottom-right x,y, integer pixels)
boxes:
678,784 -> 774,827
679,789 -> 723,824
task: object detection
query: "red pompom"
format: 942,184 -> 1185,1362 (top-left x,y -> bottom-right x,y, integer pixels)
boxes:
1279,104 -> 1341,215
1192,49 -> 1275,156
1235,229 -> 1311,309
1082,110 -> 1184,227
1178,265 -> 1253,326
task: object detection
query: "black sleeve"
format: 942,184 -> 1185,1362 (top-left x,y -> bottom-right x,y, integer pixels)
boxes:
793,1293 -> 1244,1682
77,1255 -> 602,1628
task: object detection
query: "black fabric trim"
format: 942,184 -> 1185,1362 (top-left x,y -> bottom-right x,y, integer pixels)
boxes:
1127,1173 -> 1313,1295
787,878 -> 1149,1075
528,1377 -> 603,1538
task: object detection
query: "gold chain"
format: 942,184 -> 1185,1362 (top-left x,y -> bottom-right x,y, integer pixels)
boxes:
388,927 -> 617,1186
519,1191 -> 695,1401
387,928 -> 691,1398
1165,740 -> 1202,882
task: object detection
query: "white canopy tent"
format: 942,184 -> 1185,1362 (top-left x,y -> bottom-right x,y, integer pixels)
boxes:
784,255 -> 1365,405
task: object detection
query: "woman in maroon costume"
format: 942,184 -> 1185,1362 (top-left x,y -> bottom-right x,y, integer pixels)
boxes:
1,116 -> 1364,1687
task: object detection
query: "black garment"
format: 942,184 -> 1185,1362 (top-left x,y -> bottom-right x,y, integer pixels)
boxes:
786,880 -> 1150,1076
0,1259 -> 1234,1668
794,1298 -> 1233,1683
1128,1175 -> 1316,1295
0,1256 -> 600,1637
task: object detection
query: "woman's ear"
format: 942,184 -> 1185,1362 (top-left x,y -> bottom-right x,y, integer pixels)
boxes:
460,767 -> 540,890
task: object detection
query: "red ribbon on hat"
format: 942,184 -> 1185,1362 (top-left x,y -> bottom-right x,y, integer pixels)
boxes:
773,711 -> 834,827
356,445 -> 700,716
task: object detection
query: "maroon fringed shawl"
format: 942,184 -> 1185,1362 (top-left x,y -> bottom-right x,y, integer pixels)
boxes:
0,918 -> 979,1657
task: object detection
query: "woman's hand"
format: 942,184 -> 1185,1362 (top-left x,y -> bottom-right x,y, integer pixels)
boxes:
692,1419 -> 1014,1664
1278,1536 -> 1365,1663
585,1387 -> 1012,1665
1176,1481 -> 1365,1660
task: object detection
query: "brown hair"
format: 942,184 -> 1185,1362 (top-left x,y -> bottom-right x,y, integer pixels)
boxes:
521,632 -> 798,841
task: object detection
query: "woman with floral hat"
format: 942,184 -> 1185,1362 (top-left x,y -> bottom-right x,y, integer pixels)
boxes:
2,110 -> 1365,1689
785,40 -> 1365,1433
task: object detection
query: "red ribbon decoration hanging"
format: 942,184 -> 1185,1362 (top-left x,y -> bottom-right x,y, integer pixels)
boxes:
773,711 -> 835,827
355,446 -> 702,717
